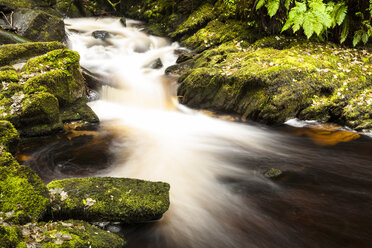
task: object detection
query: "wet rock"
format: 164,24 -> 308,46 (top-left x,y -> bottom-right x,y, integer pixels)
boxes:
264,168 -> 283,179
0,165 -> 49,224
92,30 -> 111,40
149,58 -> 163,69
176,51 -> 194,63
47,177 -> 170,223
120,17 -> 127,27
12,8 -> 65,42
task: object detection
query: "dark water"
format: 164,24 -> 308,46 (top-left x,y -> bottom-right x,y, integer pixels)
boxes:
18,123 -> 372,248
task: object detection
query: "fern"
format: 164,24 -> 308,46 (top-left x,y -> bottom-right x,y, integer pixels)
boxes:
266,0 -> 280,17
282,0 -> 332,39
340,16 -> 349,43
329,1 -> 348,27
256,0 -> 267,10
284,0 -> 293,10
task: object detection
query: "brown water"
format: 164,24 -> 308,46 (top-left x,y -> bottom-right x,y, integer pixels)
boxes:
18,122 -> 372,248
18,17 -> 372,248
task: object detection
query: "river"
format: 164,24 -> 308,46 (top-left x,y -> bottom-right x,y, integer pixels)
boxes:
18,17 -> 372,248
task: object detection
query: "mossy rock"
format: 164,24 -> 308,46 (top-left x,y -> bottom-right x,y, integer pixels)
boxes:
47,177 -> 170,223
0,120 -> 19,154
12,8 -> 65,42
0,165 -> 49,224
0,29 -> 30,45
22,49 -> 85,106
170,3 -> 216,39
16,220 -> 125,248
178,37 -> 372,127
0,224 -> 23,247
0,42 -> 65,67
60,98 -> 99,124
0,150 -> 19,167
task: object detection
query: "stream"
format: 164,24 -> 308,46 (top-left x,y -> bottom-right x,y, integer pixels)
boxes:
18,18 -> 372,248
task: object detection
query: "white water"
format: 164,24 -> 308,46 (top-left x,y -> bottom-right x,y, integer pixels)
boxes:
65,17 -> 287,248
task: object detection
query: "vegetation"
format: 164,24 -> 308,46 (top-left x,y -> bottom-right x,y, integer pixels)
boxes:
222,0 -> 371,46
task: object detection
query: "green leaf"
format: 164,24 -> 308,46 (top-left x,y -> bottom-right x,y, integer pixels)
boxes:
335,4 -> 347,26
281,20 -> 293,32
267,0 -> 280,17
362,32 -> 369,44
285,0 -> 293,10
353,31 -> 362,47
256,0 -> 266,10
340,17 -> 349,43
303,14 -> 314,38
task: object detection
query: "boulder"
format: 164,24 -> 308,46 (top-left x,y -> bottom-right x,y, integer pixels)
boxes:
12,8 -> 65,42
0,165 -> 49,224
0,43 -> 99,136
47,177 -> 170,223
0,29 -> 30,45
0,120 -> 19,154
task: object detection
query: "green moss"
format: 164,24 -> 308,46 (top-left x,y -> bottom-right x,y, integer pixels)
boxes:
0,150 -> 20,167
0,66 -> 19,83
170,3 -> 216,39
15,220 -> 125,248
0,120 -> 19,153
177,37 -> 372,126
47,177 -> 170,223
0,42 -> 65,67
60,99 -> 99,123
0,225 -> 23,247
182,19 -> 258,52
0,165 -> 49,224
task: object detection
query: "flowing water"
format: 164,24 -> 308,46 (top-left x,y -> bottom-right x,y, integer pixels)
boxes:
20,18 -> 372,248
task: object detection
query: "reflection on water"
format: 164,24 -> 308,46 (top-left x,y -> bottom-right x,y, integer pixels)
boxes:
19,17 -> 372,248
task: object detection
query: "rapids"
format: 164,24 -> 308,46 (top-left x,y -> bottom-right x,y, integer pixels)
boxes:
22,17 -> 372,248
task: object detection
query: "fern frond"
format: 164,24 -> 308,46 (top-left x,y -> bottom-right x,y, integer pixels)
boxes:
335,4 -> 347,26
284,0 -> 293,10
256,0 -> 267,10
266,0 -> 280,17
340,16 -> 349,43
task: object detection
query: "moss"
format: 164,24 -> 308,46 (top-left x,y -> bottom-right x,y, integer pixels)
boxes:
13,220 -> 124,248
0,165 -> 49,224
0,225 -> 23,247
47,177 -> 170,223
0,42 -> 65,67
182,19 -> 258,52
60,99 -> 99,123
0,120 -> 20,153
170,3 -> 216,39
0,150 -> 20,167
0,66 -> 19,83
178,37 -> 372,127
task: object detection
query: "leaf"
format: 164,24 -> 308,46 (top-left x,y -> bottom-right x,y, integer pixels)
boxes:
282,20 -> 293,32
267,0 -> 280,17
340,17 -> 349,43
303,13 -> 315,38
285,0 -> 293,10
362,32 -> 369,44
353,31 -> 363,47
335,4 -> 347,26
256,0 -> 266,10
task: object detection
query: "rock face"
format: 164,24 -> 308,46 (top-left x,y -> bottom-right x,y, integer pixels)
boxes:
12,8 -> 65,42
0,165 -> 49,224
0,42 -> 99,136
47,177 -> 170,223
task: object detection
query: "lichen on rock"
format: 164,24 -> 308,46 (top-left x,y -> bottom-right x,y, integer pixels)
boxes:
47,177 -> 170,223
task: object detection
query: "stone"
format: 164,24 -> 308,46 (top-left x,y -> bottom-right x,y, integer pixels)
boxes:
47,177 -> 170,223
12,8 -> 65,42
92,30 -> 111,40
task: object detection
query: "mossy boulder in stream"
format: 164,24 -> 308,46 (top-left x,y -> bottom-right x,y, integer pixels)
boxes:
0,43 -> 98,136
47,177 -> 170,223
0,165 -> 49,224
0,120 -> 20,167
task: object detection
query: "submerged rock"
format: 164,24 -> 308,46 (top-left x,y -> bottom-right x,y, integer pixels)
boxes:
47,177 -> 170,223
0,165 -> 49,224
92,30 -> 111,40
